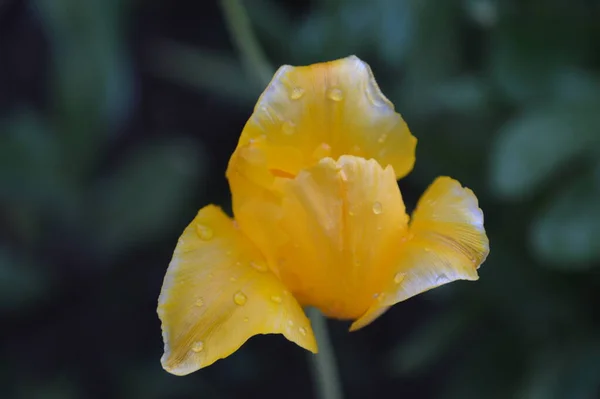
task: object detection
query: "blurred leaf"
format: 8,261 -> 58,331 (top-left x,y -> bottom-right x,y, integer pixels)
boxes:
151,40 -> 259,104
387,309 -> 469,375
0,111 -> 67,206
91,137 -> 205,257
490,12 -> 593,104
397,0 -> 462,116
35,0 -> 133,177
531,167 -> 600,267
432,74 -> 492,114
0,247 -> 50,312
490,100 -> 600,199
518,342 -> 600,399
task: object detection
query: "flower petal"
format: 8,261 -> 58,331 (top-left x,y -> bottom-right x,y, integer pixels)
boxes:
350,177 -> 489,331
228,55 -> 417,180
275,155 -> 410,319
158,205 -> 317,375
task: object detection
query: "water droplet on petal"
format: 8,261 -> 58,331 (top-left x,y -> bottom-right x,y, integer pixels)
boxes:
270,295 -> 282,303
234,291 -> 247,305
196,224 -> 213,240
312,142 -> 331,160
290,87 -> 305,100
230,276 -> 237,282
282,120 -> 296,135
378,133 -> 388,144
195,298 -> 204,307
191,341 -> 204,352
327,87 -> 344,101
436,273 -> 449,284
243,317 -> 249,322
394,272 -> 405,284
287,320 -> 294,326
299,327 -> 307,336
250,260 -> 268,272
424,247 -> 431,253
372,201 -> 383,214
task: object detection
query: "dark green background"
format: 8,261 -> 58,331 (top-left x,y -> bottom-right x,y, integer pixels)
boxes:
1,0 -> 599,398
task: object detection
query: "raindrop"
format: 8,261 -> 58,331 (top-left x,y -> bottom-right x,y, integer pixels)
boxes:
287,320 -> 294,326
327,87 -> 344,101
196,224 -> 213,241
234,291 -> 247,306
299,327 -> 307,336
281,120 -> 296,135
195,298 -> 204,307
377,133 -> 388,144
372,201 -> 383,214
243,317 -> 249,322
290,87 -> 305,100
270,295 -> 282,303
394,272 -> 404,284
250,260 -> 268,272
191,341 -> 204,353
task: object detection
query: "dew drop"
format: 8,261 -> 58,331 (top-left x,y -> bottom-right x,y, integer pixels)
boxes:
372,201 -> 383,215
299,327 -> 307,336
312,142 -> 331,160
281,120 -> 296,135
195,298 -> 204,307
234,291 -> 247,305
270,295 -> 282,303
230,276 -> 237,282
196,224 -> 213,241
250,260 -> 269,272
290,87 -> 305,100
378,133 -> 388,144
191,341 -> 204,352
424,247 -> 432,253
287,319 -> 294,327
327,87 -> 344,101
243,317 -> 249,322
394,272 -> 404,284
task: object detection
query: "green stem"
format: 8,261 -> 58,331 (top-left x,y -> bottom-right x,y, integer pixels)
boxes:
218,0 -> 273,86
307,307 -> 344,399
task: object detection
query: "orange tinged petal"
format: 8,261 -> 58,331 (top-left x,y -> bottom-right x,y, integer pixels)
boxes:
158,205 -> 317,375
351,177 -> 489,331
275,155 -> 410,319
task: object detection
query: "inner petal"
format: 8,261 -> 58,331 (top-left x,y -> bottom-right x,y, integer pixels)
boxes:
275,155 -> 410,319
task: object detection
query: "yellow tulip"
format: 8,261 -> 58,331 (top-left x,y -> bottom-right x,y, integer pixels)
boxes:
158,56 -> 489,375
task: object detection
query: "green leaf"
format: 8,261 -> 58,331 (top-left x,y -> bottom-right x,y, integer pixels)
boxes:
90,137 -> 205,257
490,12 -> 593,104
387,309 -> 469,375
490,101 -> 600,199
0,247 -> 50,312
531,168 -> 600,267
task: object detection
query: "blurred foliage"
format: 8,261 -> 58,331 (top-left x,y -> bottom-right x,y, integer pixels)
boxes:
1,0 -> 600,398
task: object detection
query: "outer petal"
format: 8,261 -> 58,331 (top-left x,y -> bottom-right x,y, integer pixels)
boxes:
158,205 -> 317,375
228,55 -> 416,180
275,155 -> 410,319
351,177 -> 489,331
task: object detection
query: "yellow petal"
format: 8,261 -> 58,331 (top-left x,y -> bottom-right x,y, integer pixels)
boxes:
227,55 -> 417,181
351,177 -> 489,331
275,155 -> 410,319
157,205 -> 317,375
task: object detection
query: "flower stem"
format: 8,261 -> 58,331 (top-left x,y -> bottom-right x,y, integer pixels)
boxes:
307,307 -> 344,399
218,0 -> 273,87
